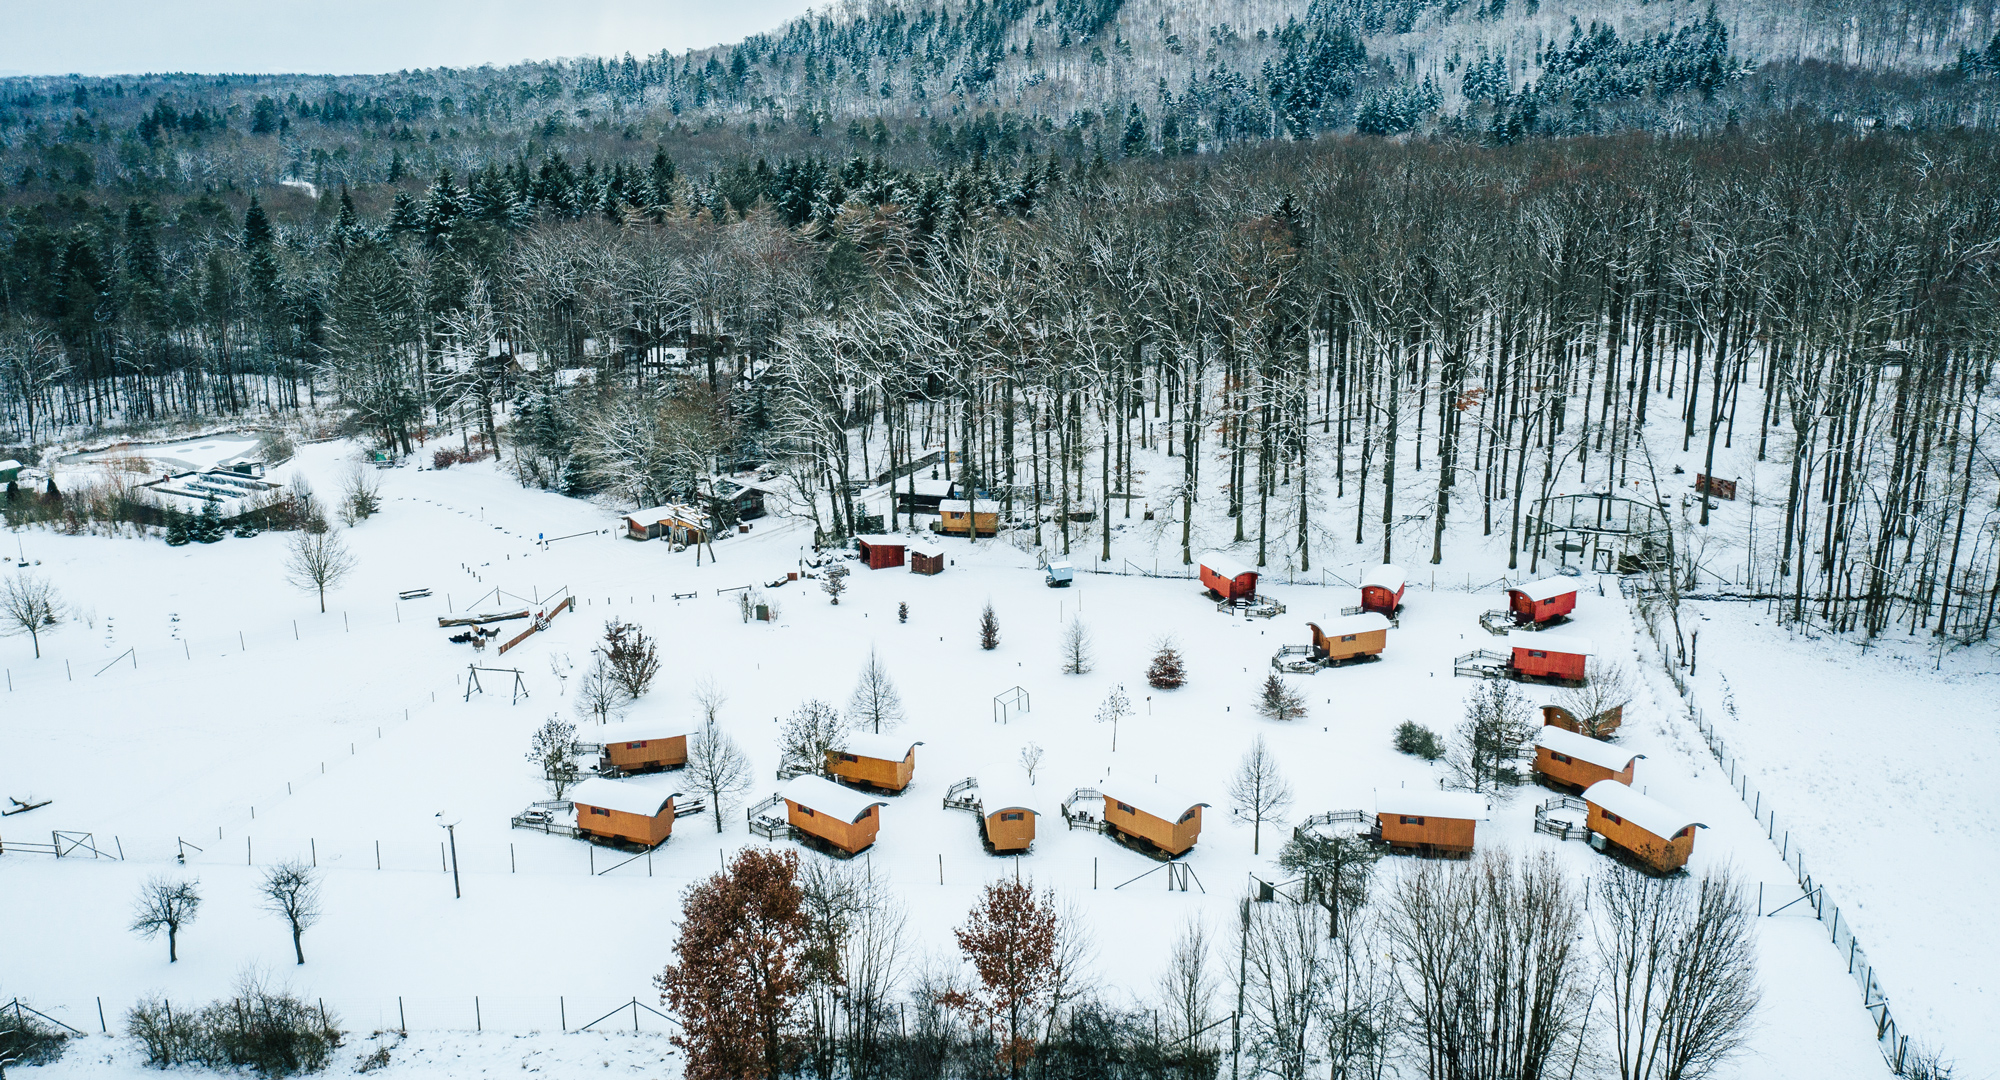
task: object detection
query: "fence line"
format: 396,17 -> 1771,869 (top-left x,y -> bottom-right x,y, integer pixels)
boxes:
1626,582 -> 1916,1075
15,992 -> 674,1038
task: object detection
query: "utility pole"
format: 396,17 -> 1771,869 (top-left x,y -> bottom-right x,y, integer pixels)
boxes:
437,815 -> 462,899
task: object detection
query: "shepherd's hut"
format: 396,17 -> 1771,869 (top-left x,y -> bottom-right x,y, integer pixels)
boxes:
1506,578 -> 1579,626
1533,727 -> 1641,791
782,774 -> 888,854
571,778 -> 680,847
593,719 -> 699,774
1360,564 -> 1406,616
1373,789 -> 1487,855
827,733 -> 923,792
1508,631 -> 1592,684
1099,776 -> 1207,856
978,774 -> 1038,853
1197,552 -> 1259,603
1583,780 -> 1705,874
1307,612 -> 1391,663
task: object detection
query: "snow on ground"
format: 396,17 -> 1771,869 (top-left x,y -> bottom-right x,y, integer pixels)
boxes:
0,437 -> 1908,1079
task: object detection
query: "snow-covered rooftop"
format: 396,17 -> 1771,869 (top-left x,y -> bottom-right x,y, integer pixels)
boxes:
1374,787 -> 1489,821
1313,612 -> 1392,637
570,777 -> 679,817
624,504 -> 701,524
1198,552 -> 1256,580
782,775 -> 889,822
1584,780 -> 1704,840
1508,630 -> 1594,655
1102,775 -> 1207,821
905,478 -> 953,497
1512,577 -> 1578,603
908,543 -> 944,558
839,733 -> 922,761
1536,727 -> 1642,772
976,774 -> 1039,816
1361,564 -> 1405,590
594,718 -> 700,745
940,499 -> 999,513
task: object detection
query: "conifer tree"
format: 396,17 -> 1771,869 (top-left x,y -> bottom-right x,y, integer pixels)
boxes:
979,602 -> 1000,650
1147,639 -> 1186,689
1256,673 -> 1308,722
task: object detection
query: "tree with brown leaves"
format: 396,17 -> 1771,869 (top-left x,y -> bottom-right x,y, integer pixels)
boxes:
655,848 -> 810,1080
942,879 -> 1062,1078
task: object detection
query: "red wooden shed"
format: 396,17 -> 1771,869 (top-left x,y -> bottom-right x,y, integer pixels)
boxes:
1360,564 -> 1406,616
856,536 -> 906,570
908,544 -> 944,575
1198,552 -> 1259,603
1508,631 -> 1592,683
1507,577 -> 1578,625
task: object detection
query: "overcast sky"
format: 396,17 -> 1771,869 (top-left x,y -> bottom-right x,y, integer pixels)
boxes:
1,0 -> 823,77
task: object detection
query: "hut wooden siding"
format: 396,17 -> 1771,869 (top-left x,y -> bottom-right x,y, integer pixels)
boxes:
605,735 -> 689,771
1532,727 -> 1640,791
1360,565 -> 1406,615
827,735 -> 922,792
1308,613 -> 1390,662
1541,704 -> 1624,737
1507,579 -> 1578,624
939,500 -> 999,537
1583,781 -> 1704,874
1197,553 -> 1258,603
984,807 -> 1036,852
571,780 -> 679,847
1101,794 -> 1205,856
781,776 -> 888,855
909,547 -> 945,575
1373,791 -> 1486,855
857,537 -> 906,569
1508,633 -> 1591,682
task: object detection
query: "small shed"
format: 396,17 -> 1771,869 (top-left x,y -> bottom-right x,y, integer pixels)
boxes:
1100,776 -> 1207,856
571,777 -> 680,847
1507,577 -> 1579,625
828,733 -> 923,792
594,719 -> 699,774
782,774 -> 888,854
1045,560 -> 1074,587
1360,564 -> 1406,616
977,774 -> 1038,854
1508,631 -> 1592,683
1583,780 -> 1705,874
624,504 -> 708,544
1307,612 -> 1391,663
1198,552 -> 1259,603
856,535 -> 907,570
939,499 -> 1000,537
0,460 -> 21,484
1373,789 -> 1488,855
909,544 -> 945,575
1534,727 -> 1641,792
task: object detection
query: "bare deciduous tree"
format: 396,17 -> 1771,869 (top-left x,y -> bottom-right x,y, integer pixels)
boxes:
526,716 -> 585,797
0,572 -> 61,658
847,646 -> 905,733
1238,897 -> 1325,1080
781,699 -> 849,776
1157,918 -> 1219,1066
1595,865 -> 1760,1080
1061,616 -> 1093,674
260,860 -> 322,965
1277,829 -> 1382,936
1447,680 -> 1536,792
1019,742 -> 1045,786
284,528 -> 356,613
1555,659 -> 1632,739
687,717 -> 754,834
1229,735 -> 1294,855
131,877 -> 202,963
573,650 -> 631,724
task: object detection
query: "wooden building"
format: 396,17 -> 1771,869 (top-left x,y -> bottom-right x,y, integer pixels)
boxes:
593,719 -> 699,774
909,544 -> 945,575
1306,612 -> 1391,663
856,535 -> 907,570
571,777 -> 680,847
938,498 -> 1000,537
827,733 -> 922,793
1542,703 -> 1624,737
1533,726 -> 1641,791
1507,577 -> 1579,625
1373,789 -> 1488,855
1508,631 -> 1592,683
1360,564 -> 1406,616
895,478 -> 956,516
978,774 -> 1038,854
1100,777 -> 1207,856
1584,780 -> 1705,874
782,774 -> 889,855
1198,552 -> 1259,603
623,504 -> 708,544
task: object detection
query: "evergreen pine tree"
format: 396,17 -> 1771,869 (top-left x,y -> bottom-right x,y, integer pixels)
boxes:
978,602 -> 1000,650
898,601 -> 908,624
330,187 -> 363,252
1256,673 -> 1308,721
1146,640 -> 1186,689
164,509 -> 190,546
195,500 -> 225,542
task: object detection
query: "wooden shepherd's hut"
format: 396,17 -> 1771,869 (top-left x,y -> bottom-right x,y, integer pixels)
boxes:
977,774 -> 1038,854
1506,577 -> 1579,625
1533,726 -> 1642,791
1197,552 -> 1259,603
1373,789 -> 1488,855
1100,776 -> 1207,856
593,719 -> 699,774
1507,631 -> 1592,684
782,774 -> 889,854
571,778 -> 680,847
1307,612 -> 1391,664
1360,564 -> 1406,616
827,733 -> 923,792
1583,780 -> 1705,874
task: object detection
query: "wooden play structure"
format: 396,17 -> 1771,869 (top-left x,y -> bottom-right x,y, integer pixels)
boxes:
1455,632 -> 1592,687
1533,726 -> 1642,792
588,719 -> 699,775
942,775 -> 1039,854
1063,778 -> 1207,858
570,778 -> 681,848
1372,789 -> 1487,856
1583,780 -> 1706,874
777,775 -> 889,855
827,734 -> 922,793
856,536 -> 907,569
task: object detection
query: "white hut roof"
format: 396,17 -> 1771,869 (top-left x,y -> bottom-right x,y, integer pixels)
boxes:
1512,577 -> 1578,602
570,777 -> 680,817
1508,631 -> 1594,655
1374,788 -> 1489,821
1361,564 -> 1405,590
0,459 -> 21,471
907,543 -> 944,557
1314,612 -> 1392,637
910,478 -> 955,497
1102,775 -> 1208,822
1198,552 -> 1256,580
594,718 -> 701,744
940,499 -> 1000,513
855,535 -> 906,548
976,773 -> 1040,816
782,775 -> 889,822
625,504 -> 700,525
1536,727 -> 1643,771
1584,780 -> 1705,840
838,733 -> 923,761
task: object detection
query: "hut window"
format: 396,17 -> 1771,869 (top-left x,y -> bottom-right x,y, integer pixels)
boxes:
1602,811 -> 1623,825
590,807 -> 611,816
839,753 -> 860,762
799,806 -> 815,817
1551,752 -> 1573,764
1340,634 -> 1357,642
1115,802 -> 1135,815
626,741 -> 647,749
1400,815 -> 1425,826
1178,809 -> 1198,824
1529,650 -> 1549,658
1002,812 -> 1024,821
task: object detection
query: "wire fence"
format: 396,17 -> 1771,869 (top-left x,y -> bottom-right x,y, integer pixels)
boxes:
12,992 -> 677,1038
1627,583 -> 1917,1075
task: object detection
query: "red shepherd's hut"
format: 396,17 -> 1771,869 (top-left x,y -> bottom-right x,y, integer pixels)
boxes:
1360,564 -> 1406,616
1507,577 -> 1579,625
1508,631 -> 1592,683
856,536 -> 907,570
1198,552 -> 1259,603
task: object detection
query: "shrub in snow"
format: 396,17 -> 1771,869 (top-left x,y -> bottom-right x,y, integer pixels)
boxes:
127,977 -> 342,1075
0,1002 -> 71,1068
1256,673 -> 1307,722
1393,721 -> 1443,760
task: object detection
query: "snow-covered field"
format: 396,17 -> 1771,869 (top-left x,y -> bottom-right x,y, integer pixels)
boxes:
0,438 -> 1941,1079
